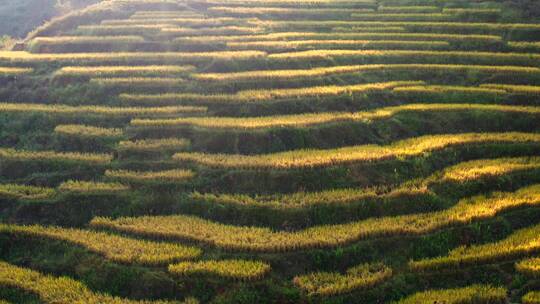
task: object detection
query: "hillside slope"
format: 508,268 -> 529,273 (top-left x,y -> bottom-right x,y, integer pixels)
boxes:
1,0 -> 540,303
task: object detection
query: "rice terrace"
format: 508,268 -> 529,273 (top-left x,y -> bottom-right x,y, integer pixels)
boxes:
1,0 -> 540,303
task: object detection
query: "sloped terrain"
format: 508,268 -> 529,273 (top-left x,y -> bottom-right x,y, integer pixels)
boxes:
1,0 -> 540,303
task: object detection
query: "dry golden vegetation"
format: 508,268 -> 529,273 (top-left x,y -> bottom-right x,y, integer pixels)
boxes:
130,104 -> 540,130
0,261 -> 197,304
226,40 -> 450,51
58,180 -> 130,194
524,292 -> 540,304
120,81 -> 421,104
409,221 -> 540,271
392,85 -> 506,95
193,63 -> 534,82
0,67 -> 33,75
172,132 -> 540,169
439,157 -> 540,182
293,263 -> 392,296
0,184 -> 55,200
0,102 -> 207,117
480,84 -> 540,95
168,259 -> 271,280
395,285 -> 507,304
0,224 -> 202,265
161,26 -> 264,36
55,65 -> 194,77
378,6 -> 439,13
54,124 -> 124,138
90,77 -> 185,87
516,258 -> 540,277
117,138 -> 190,152
105,169 -> 195,183
0,148 -> 112,164
90,185 -> 540,252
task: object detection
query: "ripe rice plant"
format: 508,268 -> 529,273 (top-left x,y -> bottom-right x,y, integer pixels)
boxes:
54,124 -> 123,139
480,84 -> 540,95
0,67 -> 33,75
208,7 -> 374,16
226,40 -> 450,51
120,81 -> 421,104
105,169 -> 195,183
267,50 -> 540,66
90,77 -> 185,88
350,13 -> 459,21
0,51 -> 267,64
90,184 -> 540,252
392,85 -> 506,95
168,259 -> 271,281
516,258 -> 540,277
0,103 -> 207,117
0,224 -> 201,265
440,157 -> 540,182
396,285 -> 507,304
0,148 -> 112,165
117,138 -> 190,152
377,6 -> 440,13
130,104 -> 540,130
175,32 -> 502,43
28,35 -> 145,46
55,65 -> 194,77
75,24 -> 171,35
409,222 -> 540,271
442,8 -> 501,14
58,180 -> 129,194
0,184 -> 55,200
0,261 -> 198,304
102,17 -> 247,27
172,132 -> 540,169
193,64 -> 534,82
508,41 -> 540,51
293,263 -> 392,296
524,292 -> 540,304
161,26 -> 264,36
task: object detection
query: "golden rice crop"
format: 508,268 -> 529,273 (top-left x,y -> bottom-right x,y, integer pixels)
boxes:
0,67 -> 33,75
172,132 -> 540,169
480,84 -> 540,95
54,124 -> 123,138
75,24 -> 171,35
130,104 -> 540,130
0,51 -> 267,64
105,169 -> 195,183
226,40 -> 450,51
58,180 -> 130,194
265,20 -> 540,31
90,184 -> 540,252
102,17 -> 245,26
0,261 -> 196,304
396,285 -> 507,304
168,259 -> 271,280
208,6 -> 374,15
0,102 -> 207,117
193,64 -> 532,82
0,224 -> 201,265
175,32 -> 502,43
442,8 -> 501,14
523,292 -> 540,304
56,65 -> 194,77
350,13 -> 457,21
392,85 -> 507,95
117,138 -> 190,152
409,222 -> 540,271
0,184 -> 55,200
161,26 -> 263,36
508,41 -> 540,50
120,81 -> 421,104
0,148 -> 112,164
90,77 -> 185,87
377,6 -> 439,13
440,157 -> 540,182
293,263 -> 392,296
267,50 -> 540,66
516,258 -> 540,277
29,35 -> 145,45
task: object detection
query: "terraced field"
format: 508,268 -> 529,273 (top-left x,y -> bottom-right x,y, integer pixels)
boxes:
1,0 -> 540,303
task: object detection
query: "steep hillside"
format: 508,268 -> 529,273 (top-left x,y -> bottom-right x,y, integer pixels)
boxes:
1,0 -> 540,303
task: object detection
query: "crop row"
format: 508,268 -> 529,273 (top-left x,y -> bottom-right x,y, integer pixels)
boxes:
516,257 -> 540,277
410,222 -> 540,271
226,40 -> 451,51
0,148 -> 112,165
90,77 -> 186,88
89,184 -> 540,252
0,184 -> 55,200
293,263 -> 392,296
0,103 -> 207,117
129,104 -> 540,130
54,124 -> 123,139
117,138 -> 190,153
0,67 -> 33,75
396,285 -> 506,304
105,169 -> 195,183
0,224 -> 201,265
119,80 -> 421,104
168,260 -> 271,280
55,65 -> 194,77
0,261 -> 198,304
171,132 -> 540,169
58,180 -> 130,194
524,292 -> 540,304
